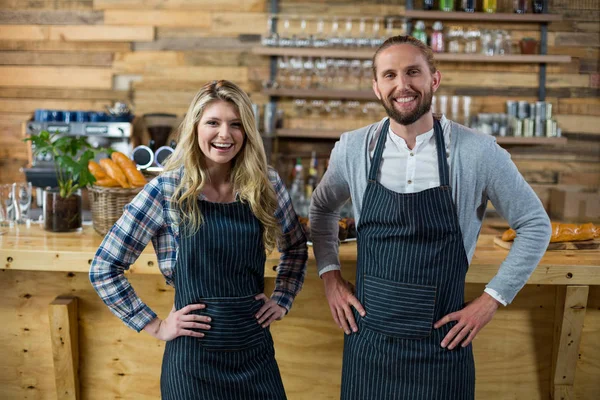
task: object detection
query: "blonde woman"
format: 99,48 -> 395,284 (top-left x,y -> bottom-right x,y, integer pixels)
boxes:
90,80 -> 307,399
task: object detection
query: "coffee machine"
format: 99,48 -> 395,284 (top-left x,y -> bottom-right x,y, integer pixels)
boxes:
24,106 -> 133,188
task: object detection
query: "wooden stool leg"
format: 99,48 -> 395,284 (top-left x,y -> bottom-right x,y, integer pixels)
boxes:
551,285 -> 589,400
48,296 -> 79,400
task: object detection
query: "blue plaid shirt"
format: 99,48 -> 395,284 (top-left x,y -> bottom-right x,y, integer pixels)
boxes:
90,166 -> 308,332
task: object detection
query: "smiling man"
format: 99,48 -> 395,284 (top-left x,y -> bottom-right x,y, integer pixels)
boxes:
309,36 -> 551,399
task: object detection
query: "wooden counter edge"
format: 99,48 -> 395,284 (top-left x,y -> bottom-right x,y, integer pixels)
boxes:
1,248 -> 599,285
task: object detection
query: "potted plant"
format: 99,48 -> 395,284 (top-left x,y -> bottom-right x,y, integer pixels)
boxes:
25,131 -> 99,232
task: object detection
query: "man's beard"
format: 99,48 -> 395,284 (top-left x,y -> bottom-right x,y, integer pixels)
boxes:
380,88 -> 433,126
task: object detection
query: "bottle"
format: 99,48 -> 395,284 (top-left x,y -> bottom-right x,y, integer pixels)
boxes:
483,0 -> 497,13
513,0 -> 528,13
289,158 -> 307,215
439,0 -> 455,12
532,0 -> 544,13
430,21 -> 445,53
461,0 -> 476,12
261,15 -> 278,47
306,151 -> 319,198
423,0 -> 434,10
412,21 -> 427,45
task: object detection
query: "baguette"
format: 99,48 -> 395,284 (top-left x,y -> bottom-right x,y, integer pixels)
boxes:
94,177 -> 121,187
501,222 -> 599,243
111,151 -> 146,187
99,158 -> 130,188
88,160 -> 107,180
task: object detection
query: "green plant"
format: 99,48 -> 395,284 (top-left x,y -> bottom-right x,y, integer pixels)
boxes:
25,131 -> 101,198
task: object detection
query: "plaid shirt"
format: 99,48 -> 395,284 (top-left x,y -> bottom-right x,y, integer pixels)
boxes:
90,166 -> 307,332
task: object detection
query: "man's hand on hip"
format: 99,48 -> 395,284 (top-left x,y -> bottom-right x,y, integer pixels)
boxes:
434,292 -> 500,350
322,270 -> 366,335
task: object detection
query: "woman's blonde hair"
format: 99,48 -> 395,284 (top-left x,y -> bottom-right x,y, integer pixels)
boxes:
163,80 -> 280,252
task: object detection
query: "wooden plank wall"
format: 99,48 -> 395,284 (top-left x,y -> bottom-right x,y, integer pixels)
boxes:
0,0 -> 598,205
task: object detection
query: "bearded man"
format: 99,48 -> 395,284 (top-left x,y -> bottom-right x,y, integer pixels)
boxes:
309,35 -> 551,400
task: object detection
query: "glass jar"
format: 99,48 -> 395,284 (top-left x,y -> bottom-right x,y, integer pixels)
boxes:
464,27 -> 481,54
447,26 -> 464,54
430,21 -> 445,53
481,30 -> 494,55
43,188 -> 82,232
483,0 -> 497,13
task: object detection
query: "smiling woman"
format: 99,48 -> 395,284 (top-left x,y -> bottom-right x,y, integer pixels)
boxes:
89,80 -> 308,400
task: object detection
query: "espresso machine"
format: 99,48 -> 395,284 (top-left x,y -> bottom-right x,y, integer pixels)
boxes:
23,103 -> 134,190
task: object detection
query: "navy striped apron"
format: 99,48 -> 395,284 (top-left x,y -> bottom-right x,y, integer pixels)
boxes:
341,118 -> 475,400
160,199 -> 287,399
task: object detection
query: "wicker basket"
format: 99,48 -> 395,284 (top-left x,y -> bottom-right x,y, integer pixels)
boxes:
88,185 -> 142,236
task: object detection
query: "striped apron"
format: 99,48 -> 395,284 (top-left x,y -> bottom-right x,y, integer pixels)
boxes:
341,118 -> 475,400
160,199 -> 287,400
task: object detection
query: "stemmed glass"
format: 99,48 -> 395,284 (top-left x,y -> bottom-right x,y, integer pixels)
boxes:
328,17 -> 342,47
343,18 -> 356,47
278,16 -> 293,47
370,17 -> 383,48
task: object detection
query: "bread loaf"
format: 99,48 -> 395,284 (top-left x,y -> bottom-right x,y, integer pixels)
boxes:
111,151 -> 146,187
501,222 -> 600,243
94,177 -> 121,187
88,160 -> 107,180
99,158 -> 130,188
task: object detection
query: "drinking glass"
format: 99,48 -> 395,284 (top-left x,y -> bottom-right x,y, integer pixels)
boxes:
15,182 -> 32,224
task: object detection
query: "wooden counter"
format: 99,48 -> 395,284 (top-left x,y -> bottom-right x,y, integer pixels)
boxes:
1,225 -> 599,399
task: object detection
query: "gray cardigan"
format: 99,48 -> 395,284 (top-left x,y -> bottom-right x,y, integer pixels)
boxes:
309,117 -> 552,304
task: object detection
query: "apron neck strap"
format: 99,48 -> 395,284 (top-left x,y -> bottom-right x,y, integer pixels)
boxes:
434,118 -> 450,187
368,118 -> 390,182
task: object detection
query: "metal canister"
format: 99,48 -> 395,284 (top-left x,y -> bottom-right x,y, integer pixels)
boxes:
523,118 -> 534,137
535,101 -> 547,121
512,118 -> 523,137
517,100 -> 529,119
546,119 -> 557,137
534,119 -> 545,137
506,100 -> 518,118
545,102 -> 553,120
529,103 -> 537,119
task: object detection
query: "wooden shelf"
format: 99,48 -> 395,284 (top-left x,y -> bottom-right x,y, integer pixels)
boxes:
404,10 -> 563,22
253,46 -> 373,59
434,54 -> 571,63
263,88 -> 376,100
252,47 -> 571,63
495,136 -> 567,145
277,128 -> 568,145
277,129 -> 342,139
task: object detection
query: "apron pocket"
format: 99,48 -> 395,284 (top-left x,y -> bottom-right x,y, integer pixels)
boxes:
195,295 -> 268,351
362,274 -> 436,339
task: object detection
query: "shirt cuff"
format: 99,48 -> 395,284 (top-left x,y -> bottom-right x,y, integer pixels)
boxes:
484,288 -> 508,306
318,264 -> 341,277
271,290 -> 295,313
124,304 -> 158,332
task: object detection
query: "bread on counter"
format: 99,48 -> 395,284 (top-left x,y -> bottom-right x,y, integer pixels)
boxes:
501,222 -> 600,243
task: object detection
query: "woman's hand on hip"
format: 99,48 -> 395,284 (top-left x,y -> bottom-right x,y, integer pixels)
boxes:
255,293 -> 286,328
144,303 -> 211,341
